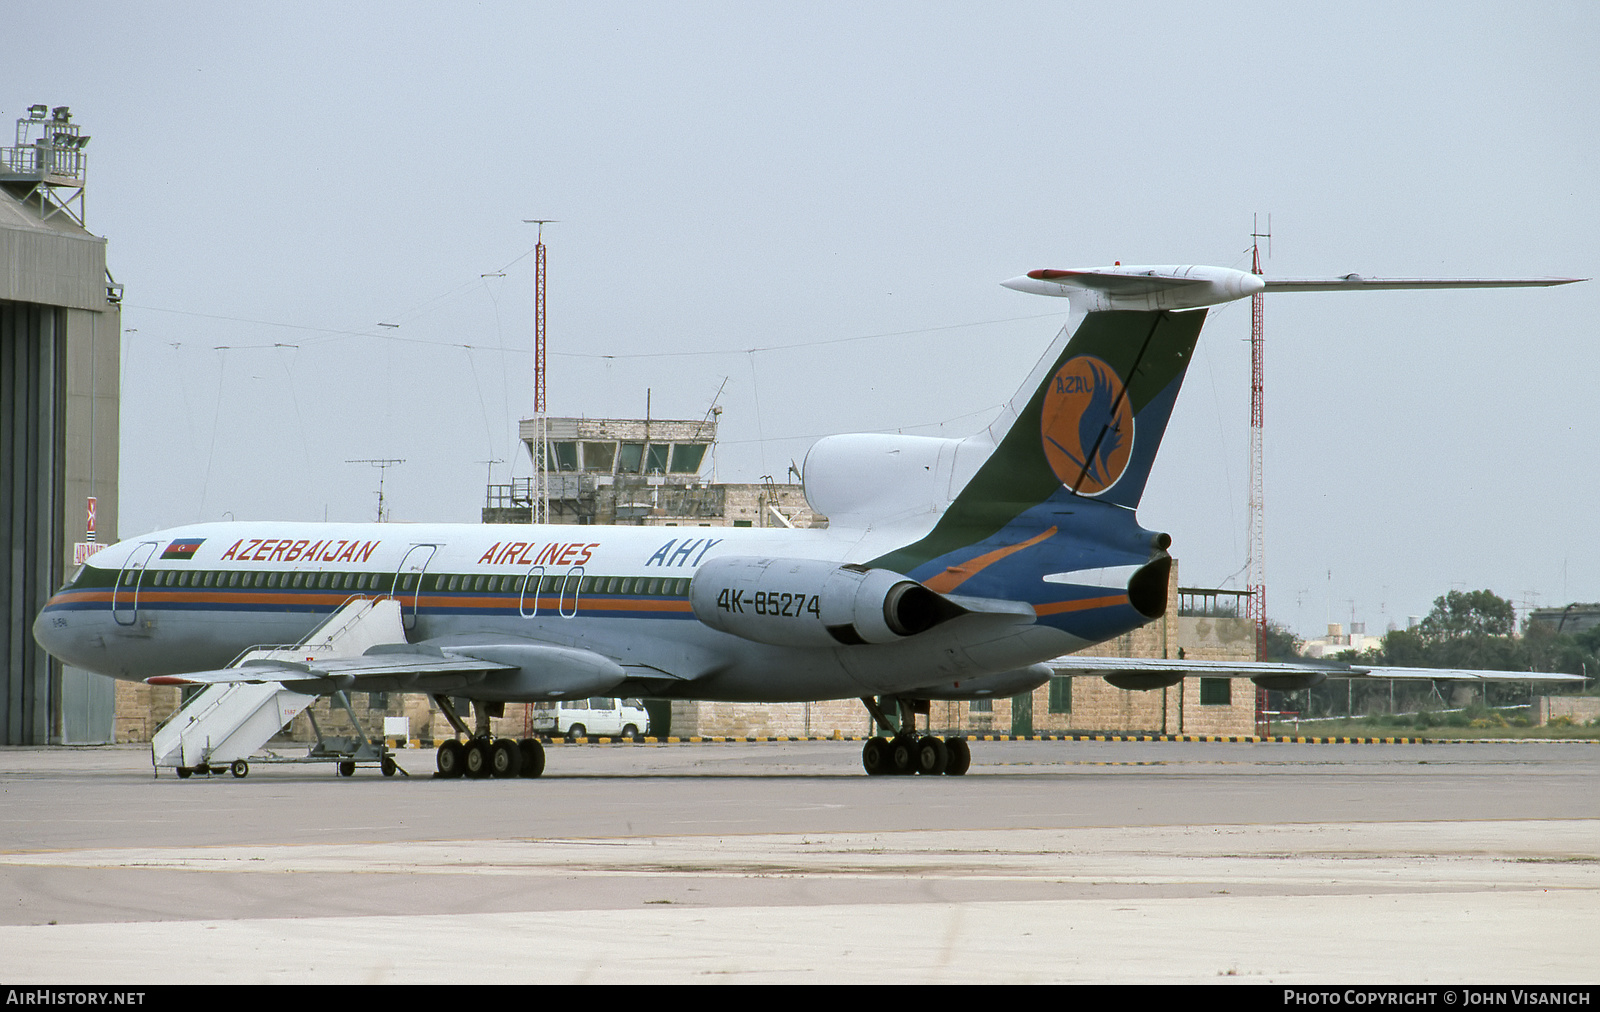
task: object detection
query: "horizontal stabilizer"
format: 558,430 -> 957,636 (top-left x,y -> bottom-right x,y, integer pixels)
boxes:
1265,275 -> 1584,292
1004,265 -> 1584,312
1001,264 -> 1263,310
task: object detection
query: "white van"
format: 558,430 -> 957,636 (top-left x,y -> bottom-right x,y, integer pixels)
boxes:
532,698 -> 651,740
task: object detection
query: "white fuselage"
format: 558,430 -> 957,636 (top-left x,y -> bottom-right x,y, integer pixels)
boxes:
35,520 -> 1087,703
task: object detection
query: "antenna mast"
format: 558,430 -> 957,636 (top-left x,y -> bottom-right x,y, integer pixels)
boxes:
346,458 -> 405,522
523,220 -> 556,525
1248,214 -> 1269,731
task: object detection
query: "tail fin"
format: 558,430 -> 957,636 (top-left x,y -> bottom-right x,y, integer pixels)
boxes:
868,266 -> 1247,575
974,304 -> 1208,512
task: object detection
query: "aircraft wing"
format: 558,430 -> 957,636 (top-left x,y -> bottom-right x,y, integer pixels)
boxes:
1051,654 -> 1585,689
143,638 -> 658,698
147,648 -> 518,695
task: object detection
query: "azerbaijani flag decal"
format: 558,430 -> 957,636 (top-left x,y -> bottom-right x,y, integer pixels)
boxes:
161,538 -> 205,560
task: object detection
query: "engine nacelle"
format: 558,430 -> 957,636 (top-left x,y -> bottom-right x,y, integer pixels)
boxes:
690,556 -> 964,648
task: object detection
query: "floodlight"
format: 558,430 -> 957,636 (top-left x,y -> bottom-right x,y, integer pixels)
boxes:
51,106 -> 70,121
27,105 -> 46,120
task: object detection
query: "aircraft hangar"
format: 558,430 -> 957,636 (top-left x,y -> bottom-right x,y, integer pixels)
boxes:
0,104 -> 120,745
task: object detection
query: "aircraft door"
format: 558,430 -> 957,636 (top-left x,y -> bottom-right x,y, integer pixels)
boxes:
559,566 -> 584,618
111,542 -> 159,626
518,566 -> 548,617
393,544 -> 437,631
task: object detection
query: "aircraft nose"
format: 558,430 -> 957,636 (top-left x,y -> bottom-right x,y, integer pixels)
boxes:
32,594 -> 99,668
33,595 -> 70,654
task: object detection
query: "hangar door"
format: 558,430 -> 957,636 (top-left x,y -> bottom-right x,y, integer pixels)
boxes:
1,300 -> 67,745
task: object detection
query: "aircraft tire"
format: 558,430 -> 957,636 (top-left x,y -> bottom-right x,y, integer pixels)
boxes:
943,736 -> 971,776
861,736 -> 890,775
490,738 -> 522,778
230,760 -> 249,779
519,738 -> 546,778
888,736 -> 918,775
436,740 -> 466,778
915,736 -> 949,776
464,739 -> 493,778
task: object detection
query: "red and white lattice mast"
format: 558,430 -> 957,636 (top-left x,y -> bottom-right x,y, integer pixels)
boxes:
524,220 -> 554,525
1248,217 -> 1269,730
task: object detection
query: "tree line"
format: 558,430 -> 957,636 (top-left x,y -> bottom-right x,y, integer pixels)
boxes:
1270,589 -> 1599,677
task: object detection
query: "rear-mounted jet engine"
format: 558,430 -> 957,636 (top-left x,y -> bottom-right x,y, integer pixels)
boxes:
689,557 -> 965,648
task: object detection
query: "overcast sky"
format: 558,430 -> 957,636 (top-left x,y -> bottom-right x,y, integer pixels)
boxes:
12,2 -> 1596,640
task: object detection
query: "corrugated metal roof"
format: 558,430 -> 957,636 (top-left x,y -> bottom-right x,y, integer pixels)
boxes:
0,185 -> 108,311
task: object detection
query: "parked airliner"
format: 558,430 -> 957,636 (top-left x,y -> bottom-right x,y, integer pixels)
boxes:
33,264 -> 1583,777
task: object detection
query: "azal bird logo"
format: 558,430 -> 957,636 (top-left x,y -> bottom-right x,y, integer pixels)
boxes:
1040,355 -> 1133,495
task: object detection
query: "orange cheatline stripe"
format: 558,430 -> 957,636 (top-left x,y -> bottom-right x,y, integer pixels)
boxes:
53,589 -> 696,615
1033,593 -> 1128,616
922,526 -> 1059,594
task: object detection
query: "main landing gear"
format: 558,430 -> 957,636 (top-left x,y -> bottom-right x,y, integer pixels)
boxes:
858,696 -> 970,776
430,695 -> 547,780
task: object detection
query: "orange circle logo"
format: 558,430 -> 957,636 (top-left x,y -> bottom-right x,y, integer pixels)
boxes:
1040,355 -> 1134,495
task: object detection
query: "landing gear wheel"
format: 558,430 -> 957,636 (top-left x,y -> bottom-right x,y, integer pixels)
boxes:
915,736 -> 949,776
436,740 -> 466,778
230,759 -> 249,778
464,739 -> 493,778
338,761 -> 356,777
175,766 -> 193,779
518,737 -> 546,778
566,724 -> 586,743
380,756 -> 397,777
889,735 -> 918,775
943,736 -> 971,776
861,736 -> 890,775
490,738 -> 522,778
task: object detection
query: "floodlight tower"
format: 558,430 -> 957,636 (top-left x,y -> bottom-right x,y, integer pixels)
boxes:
0,104 -> 90,227
523,220 -> 555,525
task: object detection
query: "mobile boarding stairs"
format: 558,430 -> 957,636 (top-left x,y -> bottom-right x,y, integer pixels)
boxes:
150,597 -> 408,778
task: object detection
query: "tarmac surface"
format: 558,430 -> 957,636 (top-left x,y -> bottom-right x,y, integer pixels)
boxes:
1,738 -> 1596,984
